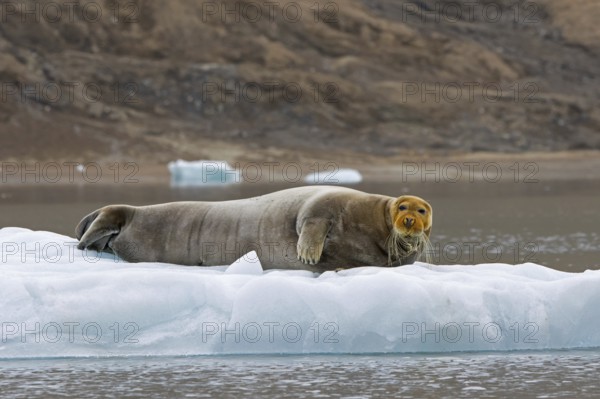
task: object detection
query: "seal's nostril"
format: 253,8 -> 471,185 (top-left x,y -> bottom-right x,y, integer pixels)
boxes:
403,217 -> 414,228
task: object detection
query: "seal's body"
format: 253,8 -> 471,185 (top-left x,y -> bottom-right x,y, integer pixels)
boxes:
76,186 -> 432,271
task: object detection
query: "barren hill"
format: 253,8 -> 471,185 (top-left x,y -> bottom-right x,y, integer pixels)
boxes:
1,0 -> 599,163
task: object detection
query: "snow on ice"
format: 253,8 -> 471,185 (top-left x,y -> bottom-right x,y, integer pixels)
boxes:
1,227 -> 600,358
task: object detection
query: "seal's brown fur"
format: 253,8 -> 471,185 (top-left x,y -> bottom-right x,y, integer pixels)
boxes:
76,186 -> 432,271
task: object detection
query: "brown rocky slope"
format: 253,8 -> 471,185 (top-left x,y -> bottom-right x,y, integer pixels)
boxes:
1,0 -> 599,164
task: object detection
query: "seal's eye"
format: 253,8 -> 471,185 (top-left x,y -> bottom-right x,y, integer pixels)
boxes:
418,209 -> 427,214
399,205 -> 407,211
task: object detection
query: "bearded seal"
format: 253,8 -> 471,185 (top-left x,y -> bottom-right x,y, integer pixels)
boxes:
75,186 -> 432,271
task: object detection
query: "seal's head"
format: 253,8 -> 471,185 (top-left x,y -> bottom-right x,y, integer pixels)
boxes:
386,195 -> 433,264
391,195 -> 432,238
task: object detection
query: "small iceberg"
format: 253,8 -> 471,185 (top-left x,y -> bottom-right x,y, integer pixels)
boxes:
168,160 -> 240,186
304,168 -> 362,185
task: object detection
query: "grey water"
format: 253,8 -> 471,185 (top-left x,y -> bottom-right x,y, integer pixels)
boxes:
1,352 -> 600,398
1,178 -> 600,397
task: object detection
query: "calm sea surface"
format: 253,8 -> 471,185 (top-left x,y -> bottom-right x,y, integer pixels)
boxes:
1,178 -> 599,397
1,352 -> 600,398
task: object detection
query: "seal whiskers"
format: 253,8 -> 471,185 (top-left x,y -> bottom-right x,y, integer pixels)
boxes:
386,230 -> 413,266
419,233 -> 433,264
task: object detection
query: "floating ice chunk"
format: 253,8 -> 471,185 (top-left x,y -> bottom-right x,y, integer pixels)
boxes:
304,168 -> 362,185
2,228 -> 600,358
168,159 -> 239,186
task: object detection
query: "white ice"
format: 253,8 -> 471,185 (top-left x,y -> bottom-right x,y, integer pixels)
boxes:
2,227 -> 600,359
168,159 -> 239,186
304,168 -> 362,184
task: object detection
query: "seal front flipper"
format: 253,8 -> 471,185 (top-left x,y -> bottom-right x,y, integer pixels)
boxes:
296,217 -> 331,265
76,206 -> 127,252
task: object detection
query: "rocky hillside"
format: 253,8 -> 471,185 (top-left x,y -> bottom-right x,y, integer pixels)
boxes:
1,0 -> 599,163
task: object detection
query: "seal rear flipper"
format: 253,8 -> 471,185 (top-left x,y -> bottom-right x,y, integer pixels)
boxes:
77,222 -> 120,251
76,207 -> 126,251
75,209 -> 101,240
296,217 -> 331,265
